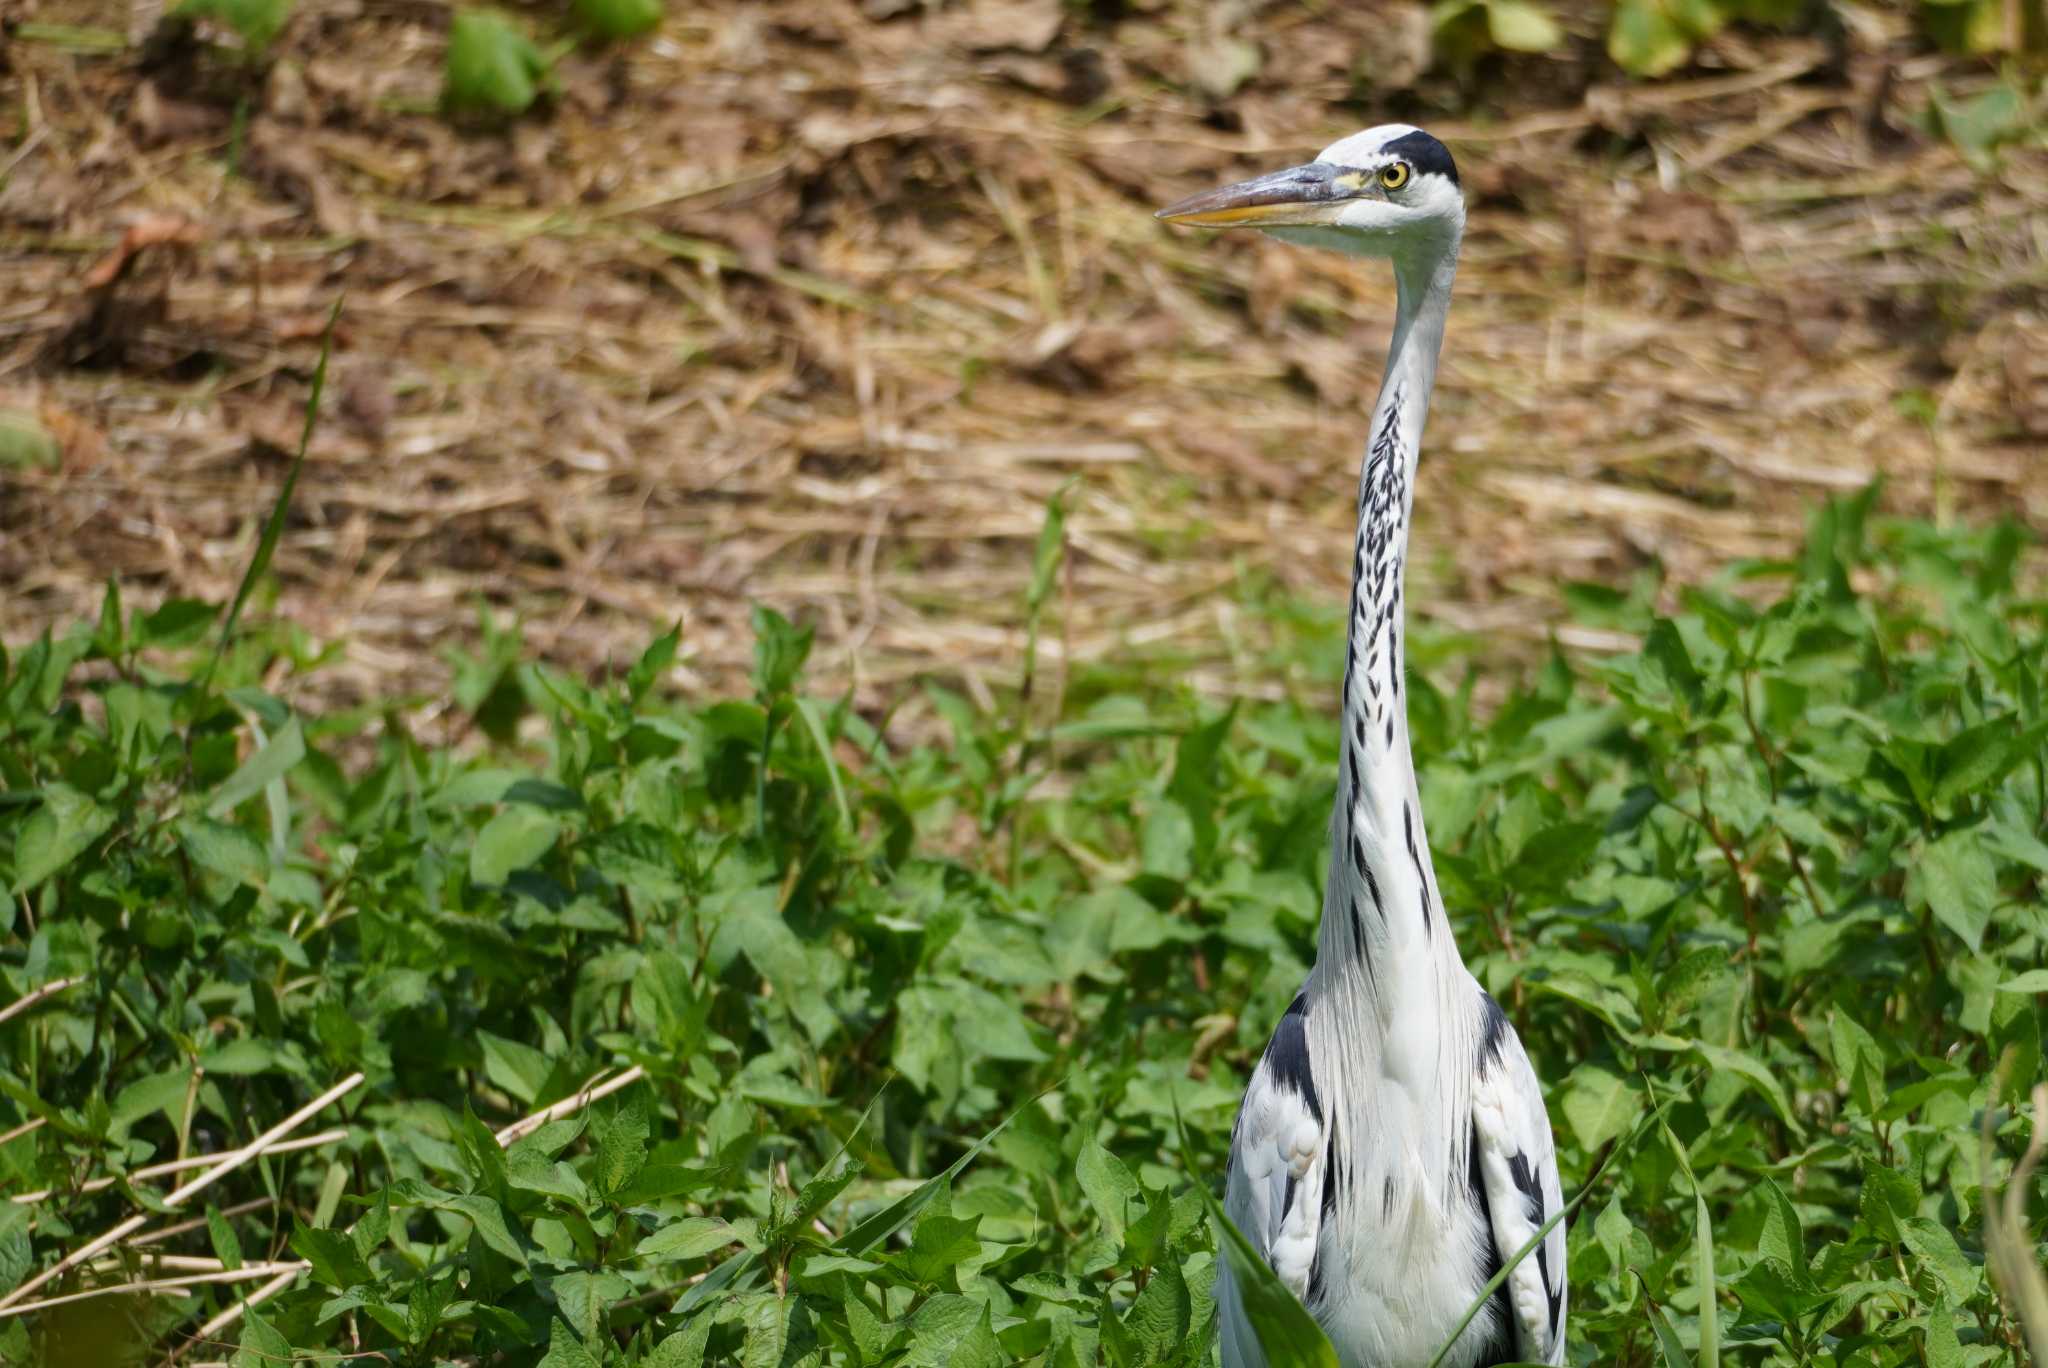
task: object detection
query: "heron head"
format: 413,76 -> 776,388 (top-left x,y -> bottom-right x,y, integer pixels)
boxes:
1156,124 -> 1463,259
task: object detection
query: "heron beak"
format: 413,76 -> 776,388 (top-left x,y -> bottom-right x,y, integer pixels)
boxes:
1155,162 -> 1368,228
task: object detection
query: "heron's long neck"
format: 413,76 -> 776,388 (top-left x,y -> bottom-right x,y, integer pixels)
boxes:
1318,242 -> 1463,1018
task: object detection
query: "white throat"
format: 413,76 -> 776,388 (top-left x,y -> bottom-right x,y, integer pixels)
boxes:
1317,229 -> 1463,1001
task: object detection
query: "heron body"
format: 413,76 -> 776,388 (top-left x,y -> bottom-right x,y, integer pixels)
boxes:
1160,127 -> 1568,1366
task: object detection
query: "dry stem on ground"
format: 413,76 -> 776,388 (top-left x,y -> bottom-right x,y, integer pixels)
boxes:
2,1 -> 2043,730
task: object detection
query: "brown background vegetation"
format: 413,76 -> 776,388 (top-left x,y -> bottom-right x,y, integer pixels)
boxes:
3,0 -> 2044,717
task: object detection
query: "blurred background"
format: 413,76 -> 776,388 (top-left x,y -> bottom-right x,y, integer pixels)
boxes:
2,0 -> 2043,714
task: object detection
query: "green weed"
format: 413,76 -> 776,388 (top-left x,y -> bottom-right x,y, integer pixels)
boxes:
0,480 -> 2043,1364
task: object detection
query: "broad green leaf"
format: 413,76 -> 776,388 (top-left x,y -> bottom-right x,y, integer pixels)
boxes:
1912,830 -> 1995,951
2000,970 -> 2048,994
208,715 -> 305,817
469,806 -> 560,885
1693,1043 -> 1799,1133
537,1316 -> 602,1368
1902,1216 -> 1980,1301
12,785 -> 113,892
179,816 -> 270,887
1924,1293 -> 1964,1368
638,1218 -> 741,1262
1075,1135 -> 1140,1247
443,8 -> 550,115
594,1092 -> 650,1198
233,1309 -> 294,1368
1486,0 -> 1562,49
477,1030 -> 552,1106
1562,1064 -> 1639,1151
206,1203 -> 244,1273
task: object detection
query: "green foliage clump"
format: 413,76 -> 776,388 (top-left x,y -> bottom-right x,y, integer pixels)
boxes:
444,9 -> 556,118
573,0 -> 663,43
0,482 -> 2045,1365
171,0 -> 295,55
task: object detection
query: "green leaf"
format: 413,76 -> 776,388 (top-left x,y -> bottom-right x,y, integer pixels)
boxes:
478,1030 -> 553,1106
1829,1009 -> 1885,1117
1485,0 -> 1562,49
1859,1156 -> 1920,1243
537,1316 -> 602,1368
292,1220 -> 374,1289
1075,1135 -> 1140,1248
1913,830 -> 1995,951
12,785 -> 114,892
1693,1042 -> 1800,1133
1645,1295 -> 1694,1368
206,1204 -> 244,1273
1562,1064 -> 1639,1151
1608,0 -> 1693,75
469,806 -> 561,885
1902,1216 -> 1981,1301
233,1309 -> 294,1368
208,716 -> 305,818
892,1210 -> 984,1291
206,305 -> 336,683
947,1304 -> 1005,1368
572,0 -> 661,39
1754,1177 -> 1805,1282
1924,1293 -> 1964,1368
173,0 -> 293,49
178,816 -> 271,887
1656,1104 -> 1719,1368
112,1069 -> 190,1129
638,1217 -> 741,1262
648,1315 -> 713,1368
1122,1248 -> 1191,1357
199,1039 -> 277,1075
444,1193 -> 527,1265
750,605 -> 814,698
443,8 -> 550,116
0,410 -> 61,471
594,1091 -> 650,1199
739,1291 -> 790,1368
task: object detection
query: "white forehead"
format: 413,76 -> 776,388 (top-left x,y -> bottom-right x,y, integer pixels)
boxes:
1315,124 -> 1425,167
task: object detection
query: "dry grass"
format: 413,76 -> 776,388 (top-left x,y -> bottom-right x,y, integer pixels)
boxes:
2,0 -> 2044,721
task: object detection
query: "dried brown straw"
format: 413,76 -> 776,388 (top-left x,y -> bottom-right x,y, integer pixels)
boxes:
0,1071 -> 365,1312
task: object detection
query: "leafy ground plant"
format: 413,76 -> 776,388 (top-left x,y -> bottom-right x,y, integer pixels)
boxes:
0,481 -> 2044,1365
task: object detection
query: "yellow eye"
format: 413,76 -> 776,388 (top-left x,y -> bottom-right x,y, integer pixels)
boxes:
1379,163 -> 1411,190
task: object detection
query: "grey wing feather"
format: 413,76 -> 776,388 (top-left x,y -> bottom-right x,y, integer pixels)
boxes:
1218,996 -> 1332,1368
1471,1013 -> 1568,1364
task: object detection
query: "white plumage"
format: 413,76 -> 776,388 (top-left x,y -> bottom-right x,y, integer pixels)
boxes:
1160,125 -> 1568,1367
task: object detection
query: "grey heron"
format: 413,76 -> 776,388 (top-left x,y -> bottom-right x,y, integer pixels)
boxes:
1159,126 -> 1568,1366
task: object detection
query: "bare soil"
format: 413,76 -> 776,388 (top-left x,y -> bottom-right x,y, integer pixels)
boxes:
2,0 -> 2044,719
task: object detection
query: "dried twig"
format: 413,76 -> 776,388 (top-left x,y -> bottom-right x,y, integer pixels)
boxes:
0,975 -> 85,1028
0,1262 -> 305,1318
0,1072 -> 364,1311
167,1065 -> 647,1357
494,1065 -> 645,1146
129,1196 -> 276,1247
11,1130 -> 349,1205
0,1118 -> 46,1148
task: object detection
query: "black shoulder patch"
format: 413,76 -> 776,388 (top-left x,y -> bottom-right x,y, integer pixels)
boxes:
1477,990 -> 1511,1069
1265,993 -> 1321,1124
1383,128 -> 1459,186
